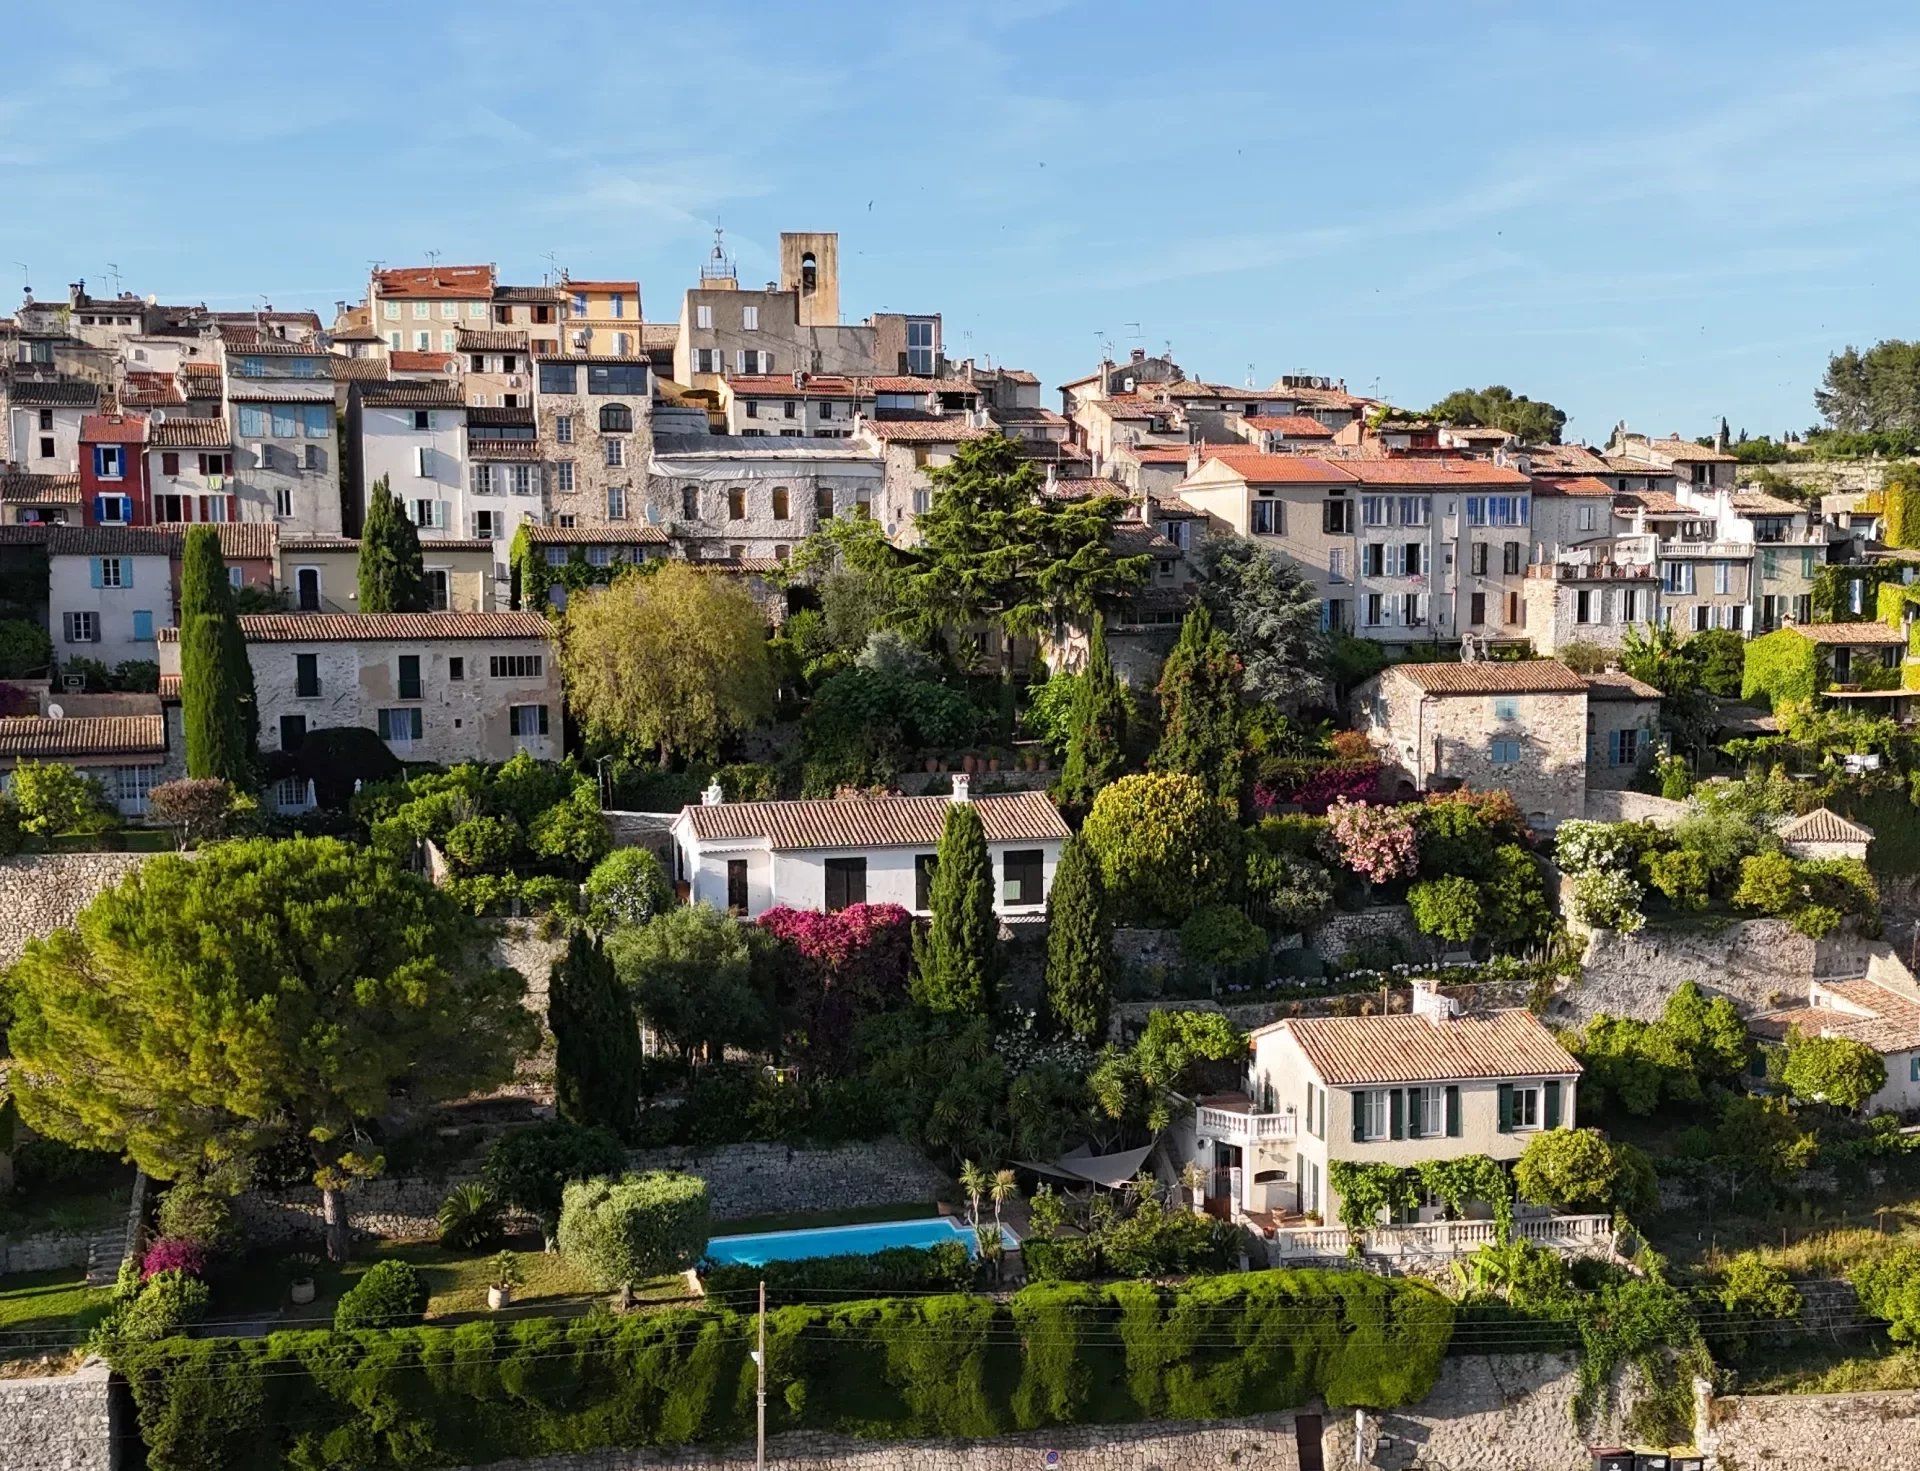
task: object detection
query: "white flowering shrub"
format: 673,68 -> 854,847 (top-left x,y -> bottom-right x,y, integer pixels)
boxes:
1570,867 -> 1645,932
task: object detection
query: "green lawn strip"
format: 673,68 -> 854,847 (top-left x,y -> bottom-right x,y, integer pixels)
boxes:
0,1270 -> 113,1358
207,1234 -> 691,1329
713,1200 -> 942,1237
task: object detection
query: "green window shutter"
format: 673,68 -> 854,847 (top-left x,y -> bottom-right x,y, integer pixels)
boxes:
1406,1087 -> 1423,1138
1445,1085 -> 1462,1138
1497,1083 -> 1514,1134
1351,1090 -> 1366,1144
1544,1080 -> 1562,1129
1389,1088 -> 1404,1141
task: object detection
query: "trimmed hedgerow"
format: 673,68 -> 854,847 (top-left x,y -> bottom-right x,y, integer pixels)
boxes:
115,1271 -> 1451,1470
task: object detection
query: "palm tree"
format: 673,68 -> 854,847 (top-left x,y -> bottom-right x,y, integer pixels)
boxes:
958,1160 -> 988,1228
989,1169 -> 1018,1232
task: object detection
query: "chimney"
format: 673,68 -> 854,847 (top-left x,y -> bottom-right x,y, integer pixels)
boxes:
950,773 -> 971,804
701,778 -> 725,806
1410,978 -> 1457,1025
1130,347 -> 1146,363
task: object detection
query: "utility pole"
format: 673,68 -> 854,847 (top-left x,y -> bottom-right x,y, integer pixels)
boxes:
753,1279 -> 767,1470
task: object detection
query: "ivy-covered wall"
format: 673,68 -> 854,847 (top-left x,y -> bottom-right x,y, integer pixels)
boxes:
118,1274 -> 1454,1471
1862,463 -> 1920,549
1811,563 -> 1900,622
1742,629 -> 1823,709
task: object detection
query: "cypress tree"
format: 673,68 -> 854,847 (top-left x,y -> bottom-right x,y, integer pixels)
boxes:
1152,605 -> 1243,804
1056,614 -> 1128,815
178,526 -> 257,782
911,800 -> 999,1015
358,475 -> 427,614
550,929 -> 642,1139
1043,834 -> 1113,1044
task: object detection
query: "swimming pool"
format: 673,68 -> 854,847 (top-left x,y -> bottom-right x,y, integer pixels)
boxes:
704,1216 -> 1015,1267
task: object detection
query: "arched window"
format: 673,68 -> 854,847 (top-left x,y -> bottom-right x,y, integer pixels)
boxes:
599,403 -> 633,433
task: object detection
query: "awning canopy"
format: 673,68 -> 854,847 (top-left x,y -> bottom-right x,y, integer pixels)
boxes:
1016,1142 -> 1155,1190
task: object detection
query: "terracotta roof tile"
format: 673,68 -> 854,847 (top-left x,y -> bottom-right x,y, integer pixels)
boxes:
148,418 -> 232,449
222,335 -> 327,356
1243,414 -> 1335,438
727,374 -> 869,399
374,265 -> 495,300
1386,659 -> 1589,695
1732,490 -> 1802,516
455,329 -> 529,353
79,417 -> 149,449
1584,671 -> 1661,701
1533,475 -> 1618,498
1777,807 -> 1874,844
521,525 -> 669,545
0,472 -> 81,505
277,535 -> 496,554
1192,450 -> 1356,485
466,405 -> 536,427
494,284 -> 565,303
1752,979 -> 1920,1054
155,611 -> 552,644
328,356 -> 389,383
118,372 -> 186,408
48,523 -> 277,560
0,714 -> 165,759
859,416 -> 990,443
683,790 -> 1068,851
357,382 -> 465,409
1267,1009 -> 1580,1086
1335,457 -> 1532,487
869,377 -> 978,395
7,379 -> 100,408
224,382 -> 334,404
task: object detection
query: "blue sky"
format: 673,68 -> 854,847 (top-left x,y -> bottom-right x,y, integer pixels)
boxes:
5,1 -> 1918,441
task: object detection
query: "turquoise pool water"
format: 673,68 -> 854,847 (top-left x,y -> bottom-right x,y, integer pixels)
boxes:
704,1216 -> 1013,1266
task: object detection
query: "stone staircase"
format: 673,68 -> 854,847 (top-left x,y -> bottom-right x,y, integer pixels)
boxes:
82,1228 -> 127,1287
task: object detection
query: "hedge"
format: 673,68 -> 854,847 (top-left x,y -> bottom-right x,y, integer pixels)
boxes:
701,1242 -> 975,1306
116,1271 -> 1452,1469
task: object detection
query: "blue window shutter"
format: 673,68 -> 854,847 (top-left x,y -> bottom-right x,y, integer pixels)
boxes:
89,558 -> 102,589
132,610 -> 153,641
123,558 -> 134,589
91,446 -> 103,476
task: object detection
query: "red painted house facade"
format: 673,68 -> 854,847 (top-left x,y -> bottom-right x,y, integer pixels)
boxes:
77,414 -> 150,526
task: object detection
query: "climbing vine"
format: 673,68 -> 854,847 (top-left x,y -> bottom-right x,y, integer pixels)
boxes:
1740,628 -> 1823,711
1329,1156 -> 1514,1242
1810,563 -> 1899,621
1327,1161 -> 1421,1238
1416,1156 -> 1514,1241
1863,463 -> 1920,549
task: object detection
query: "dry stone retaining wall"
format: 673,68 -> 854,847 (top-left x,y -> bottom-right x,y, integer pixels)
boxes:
0,1230 -> 94,1275
1560,918 -> 1868,1023
1699,1384 -> 1920,1469
447,1413 -> 1304,1471
233,1138 -> 950,1246
0,1359 -> 117,1471
0,853 -> 154,969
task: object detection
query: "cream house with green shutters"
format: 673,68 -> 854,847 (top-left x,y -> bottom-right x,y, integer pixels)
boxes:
1176,982 -> 1581,1236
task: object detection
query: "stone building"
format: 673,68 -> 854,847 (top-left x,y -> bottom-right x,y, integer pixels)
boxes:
649,433 -> 883,561
1752,973 -> 1919,1115
1776,807 -> 1873,862
853,416 -> 988,542
1351,659 -> 1591,826
1520,550 -> 1660,656
533,355 -> 652,529
278,534 -> 498,615
156,610 -> 560,767
1582,671 -> 1662,790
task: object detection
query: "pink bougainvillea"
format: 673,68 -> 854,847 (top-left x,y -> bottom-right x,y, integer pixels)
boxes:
1253,760 -> 1384,816
141,1236 -> 208,1281
1325,797 -> 1419,885
757,903 -> 913,1072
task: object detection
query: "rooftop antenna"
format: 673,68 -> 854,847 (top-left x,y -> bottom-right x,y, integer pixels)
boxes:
105,263 -> 122,296
1123,321 -> 1142,341
1246,362 -> 1256,389
367,260 -> 385,279
543,251 -> 562,287
13,263 -> 29,297
425,249 -> 441,268
1094,330 -> 1114,363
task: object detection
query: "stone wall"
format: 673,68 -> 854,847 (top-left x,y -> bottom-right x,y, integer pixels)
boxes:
1307,904 -> 1419,966
1699,1383 -> 1920,1469
1753,457 -> 1898,497
448,1414 -> 1307,1471
1324,1352 -> 1639,1471
233,1138 -> 951,1246
1559,917 -> 1869,1024
0,853 -> 154,969
0,1359 -> 117,1471
0,1230 -> 94,1275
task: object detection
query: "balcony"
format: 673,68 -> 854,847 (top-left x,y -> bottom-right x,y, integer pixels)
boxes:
1194,1093 -> 1297,1144
1265,1212 -> 1613,1262
1660,539 -> 1751,558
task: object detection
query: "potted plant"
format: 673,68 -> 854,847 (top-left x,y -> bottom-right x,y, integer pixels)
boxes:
487,1250 -> 524,1311
287,1252 -> 321,1306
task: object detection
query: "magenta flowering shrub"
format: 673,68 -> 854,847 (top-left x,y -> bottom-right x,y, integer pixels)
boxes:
1324,797 -> 1419,885
141,1236 -> 209,1281
1253,759 -> 1384,815
757,903 -> 912,1072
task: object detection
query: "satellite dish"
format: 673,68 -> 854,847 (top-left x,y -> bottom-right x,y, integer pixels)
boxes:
46,703 -> 64,719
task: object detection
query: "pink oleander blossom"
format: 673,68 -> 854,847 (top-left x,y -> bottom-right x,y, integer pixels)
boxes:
1325,797 -> 1419,884
141,1236 -> 208,1281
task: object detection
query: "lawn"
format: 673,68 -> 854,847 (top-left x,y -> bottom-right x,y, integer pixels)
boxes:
207,1233 -> 694,1330
713,1200 -> 941,1237
0,1270 -> 113,1361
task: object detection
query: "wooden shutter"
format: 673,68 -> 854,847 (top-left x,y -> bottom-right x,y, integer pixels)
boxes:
1406,1087 -> 1423,1138
1544,1080 -> 1562,1129
1496,1083 -> 1514,1133
1351,1090 -> 1366,1143
1445,1085 -> 1461,1138
1388,1089 -> 1404,1141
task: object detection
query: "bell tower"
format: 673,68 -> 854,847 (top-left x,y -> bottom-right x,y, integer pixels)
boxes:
779,232 -> 839,326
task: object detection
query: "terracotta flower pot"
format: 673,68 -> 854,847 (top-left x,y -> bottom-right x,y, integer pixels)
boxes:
290,1278 -> 316,1306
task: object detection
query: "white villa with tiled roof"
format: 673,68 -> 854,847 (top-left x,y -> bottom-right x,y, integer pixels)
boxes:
156,610 -> 559,770
668,778 -> 1069,919
1166,981 -> 1599,1259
